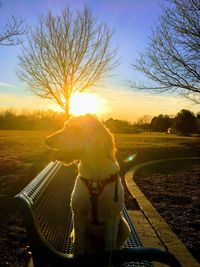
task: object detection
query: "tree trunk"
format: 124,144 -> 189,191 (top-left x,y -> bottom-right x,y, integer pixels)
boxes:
65,104 -> 70,120
65,94 -> 71,120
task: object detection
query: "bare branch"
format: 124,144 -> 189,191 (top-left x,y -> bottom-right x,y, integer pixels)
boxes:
130,0 -> 200,104
0,15 -> 28,46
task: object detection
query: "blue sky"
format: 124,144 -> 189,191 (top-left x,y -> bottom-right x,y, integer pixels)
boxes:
0,0 -> 198,121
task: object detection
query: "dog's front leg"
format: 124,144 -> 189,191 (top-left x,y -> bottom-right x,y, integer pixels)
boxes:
73,214 -> 87,256
105,216 -> 120,252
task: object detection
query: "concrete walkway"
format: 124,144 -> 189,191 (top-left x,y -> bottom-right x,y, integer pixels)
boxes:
125,158 -> 200,267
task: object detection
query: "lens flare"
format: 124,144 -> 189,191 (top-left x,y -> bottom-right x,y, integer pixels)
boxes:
124,153 -> 137,163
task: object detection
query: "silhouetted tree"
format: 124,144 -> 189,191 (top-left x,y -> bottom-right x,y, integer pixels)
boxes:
17,7 -> 117,118
197,112 -> 200,133
136,115 -> 152,131
151,114 -> 172,132
131,0 -> 200,104
173,109 -> 197,135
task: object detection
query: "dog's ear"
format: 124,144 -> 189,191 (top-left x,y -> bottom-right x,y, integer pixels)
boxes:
80,115 -> 117,162
101,129 -> 116,162
84,126 -> 116,162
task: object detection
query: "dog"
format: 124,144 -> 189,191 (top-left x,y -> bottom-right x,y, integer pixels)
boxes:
46,114 -> 130,256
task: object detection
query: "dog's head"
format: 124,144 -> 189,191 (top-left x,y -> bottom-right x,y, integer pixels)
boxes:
46,114 -> 116,165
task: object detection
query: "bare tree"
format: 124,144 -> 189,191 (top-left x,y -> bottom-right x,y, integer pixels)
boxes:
17,7 -> 117,118
130,0 -> 200,104
136,115 -> 152,125
0,1 -> 27,46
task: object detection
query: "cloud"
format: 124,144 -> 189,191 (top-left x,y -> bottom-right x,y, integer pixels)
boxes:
0,82 -> 21,91
0,82 -> 14,88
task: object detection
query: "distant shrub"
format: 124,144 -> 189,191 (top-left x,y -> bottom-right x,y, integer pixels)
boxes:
173,109 -> 197,136
150,114 -> 173,132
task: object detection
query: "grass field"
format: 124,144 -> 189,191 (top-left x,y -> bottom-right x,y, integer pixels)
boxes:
115,132 -> 199,175
0,130 -> 199,266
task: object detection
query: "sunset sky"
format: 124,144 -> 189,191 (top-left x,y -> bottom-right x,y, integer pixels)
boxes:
0,0 -> 199,122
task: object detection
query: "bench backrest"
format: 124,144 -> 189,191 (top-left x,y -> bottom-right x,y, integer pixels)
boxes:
15,162 -> 76,266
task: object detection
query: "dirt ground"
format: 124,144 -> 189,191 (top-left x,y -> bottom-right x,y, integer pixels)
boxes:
134,159 -> 200,263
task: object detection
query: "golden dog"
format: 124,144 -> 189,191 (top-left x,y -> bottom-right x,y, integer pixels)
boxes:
46,115 -> 130,255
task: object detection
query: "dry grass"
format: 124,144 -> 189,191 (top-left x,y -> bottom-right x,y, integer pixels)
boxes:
116,132 -> 198,149
115,132 -> 199,175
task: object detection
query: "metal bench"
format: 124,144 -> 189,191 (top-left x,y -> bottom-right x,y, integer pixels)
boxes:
15,162 -> 182,267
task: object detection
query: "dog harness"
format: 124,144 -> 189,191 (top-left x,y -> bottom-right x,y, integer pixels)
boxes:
80,173 -> 119,225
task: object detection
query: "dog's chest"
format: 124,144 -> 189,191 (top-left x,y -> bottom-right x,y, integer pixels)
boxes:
71,175 -> 123,224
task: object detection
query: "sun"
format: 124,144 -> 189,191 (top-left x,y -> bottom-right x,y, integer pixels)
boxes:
69,92 -> 102,116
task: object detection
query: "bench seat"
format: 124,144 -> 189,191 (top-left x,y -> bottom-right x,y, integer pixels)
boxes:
15,162 -> 181,267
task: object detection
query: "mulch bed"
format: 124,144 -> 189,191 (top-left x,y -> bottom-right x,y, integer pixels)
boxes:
134,159 -> 200,263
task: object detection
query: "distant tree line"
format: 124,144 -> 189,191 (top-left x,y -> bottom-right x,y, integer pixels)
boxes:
0,108 -> 199,136
104,118 -> 141,134
137,109 -> 199,136
104,109 -> 199,136
0,109 -> 65,130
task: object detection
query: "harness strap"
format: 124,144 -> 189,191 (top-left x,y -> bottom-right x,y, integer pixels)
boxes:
80,173 -> 119,224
